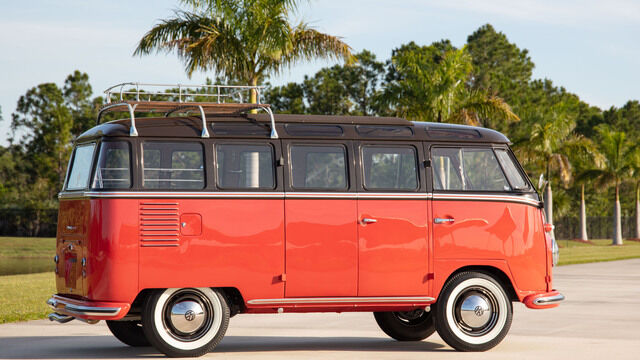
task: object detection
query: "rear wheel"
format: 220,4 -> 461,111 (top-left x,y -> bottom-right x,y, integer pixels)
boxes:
142,288 -> 229,357
374,309 -> 436,341
434,271 -> 512,352
106,320 -> 150,347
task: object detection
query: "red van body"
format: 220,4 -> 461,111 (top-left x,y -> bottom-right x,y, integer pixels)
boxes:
48,89 -> 562,356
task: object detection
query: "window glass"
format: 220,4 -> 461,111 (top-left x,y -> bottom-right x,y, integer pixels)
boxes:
66,143 -> 96,190
291,145 -> 347,189
362,146 -> 418,190
495,149 -> 529,190
92,142 -> 131,189
216,144 -> 275,189
432,147 -> 510,191
143,142 -> 204,189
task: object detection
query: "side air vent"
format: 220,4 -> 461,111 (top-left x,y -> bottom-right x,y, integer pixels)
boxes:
139,202 -> 179,247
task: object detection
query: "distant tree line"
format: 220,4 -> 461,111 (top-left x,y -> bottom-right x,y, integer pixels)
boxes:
0,4 -> 638,243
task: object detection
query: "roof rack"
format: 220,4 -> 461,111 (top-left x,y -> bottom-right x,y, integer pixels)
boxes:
97,82 -> 277,139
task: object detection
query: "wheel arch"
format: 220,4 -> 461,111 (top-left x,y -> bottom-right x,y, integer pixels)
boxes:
436,264 -> 520,303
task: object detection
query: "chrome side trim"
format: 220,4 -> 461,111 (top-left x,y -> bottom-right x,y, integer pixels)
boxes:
533,293 -> 565,305
247,296 -> 435,305
433,193 -> 541,207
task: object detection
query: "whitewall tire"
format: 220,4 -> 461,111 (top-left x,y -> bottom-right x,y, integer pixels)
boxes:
142,287 -> 229,357
434,272 -> 512,351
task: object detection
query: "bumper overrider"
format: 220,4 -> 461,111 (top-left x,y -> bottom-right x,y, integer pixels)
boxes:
523,290 -> 565,309
47,295 -> 130,323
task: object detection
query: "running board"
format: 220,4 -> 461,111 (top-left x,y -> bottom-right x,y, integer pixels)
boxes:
247,296 -> 435,306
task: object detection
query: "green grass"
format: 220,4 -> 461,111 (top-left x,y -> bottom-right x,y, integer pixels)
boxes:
558,239 -> 640,266
0,236 -> 56,258
0,237 -> 56,276
0,272 -> 56,324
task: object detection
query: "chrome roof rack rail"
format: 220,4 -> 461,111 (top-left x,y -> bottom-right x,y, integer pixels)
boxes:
97,82 -> 277,139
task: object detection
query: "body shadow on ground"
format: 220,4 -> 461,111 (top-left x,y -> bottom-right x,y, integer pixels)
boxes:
0,335 -> 447,359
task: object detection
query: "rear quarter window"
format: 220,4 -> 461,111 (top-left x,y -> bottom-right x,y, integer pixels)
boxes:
66,143 -> 96,190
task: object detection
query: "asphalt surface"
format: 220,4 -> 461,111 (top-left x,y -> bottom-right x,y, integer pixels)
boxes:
1,259 -> 640,359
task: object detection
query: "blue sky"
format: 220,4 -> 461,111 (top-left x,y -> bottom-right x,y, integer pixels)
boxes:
1,0 -> 639,145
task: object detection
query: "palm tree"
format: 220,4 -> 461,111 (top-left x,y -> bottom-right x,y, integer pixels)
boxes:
629,150 -> 640,239
581,126 -> 637,245
381,46 -> 519,125
515,106 -> 590,242
134,0 -> 353,103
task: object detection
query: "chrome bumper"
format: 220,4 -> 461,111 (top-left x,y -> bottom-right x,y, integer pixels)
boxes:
533,293 -> 565,306
47,296 -> 122,320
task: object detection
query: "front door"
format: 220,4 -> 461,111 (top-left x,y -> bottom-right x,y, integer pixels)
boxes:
357,143 -> 430,296
284,141 -> 358,297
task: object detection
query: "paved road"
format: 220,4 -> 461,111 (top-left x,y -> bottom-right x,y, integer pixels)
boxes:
1,259 -> 640,359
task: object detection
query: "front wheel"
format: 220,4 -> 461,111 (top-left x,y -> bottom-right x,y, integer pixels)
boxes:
142,288 -> 230,357
374,309 -> 435,341
434,272 -> 512,352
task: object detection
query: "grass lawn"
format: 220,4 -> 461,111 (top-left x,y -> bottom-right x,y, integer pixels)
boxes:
0,272 -> 55,324
0,237 -> 56,276
557,239 -> 640,266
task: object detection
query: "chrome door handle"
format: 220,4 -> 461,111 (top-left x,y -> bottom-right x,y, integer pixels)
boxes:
434,218 -> 455,224
361,218 -> 377,224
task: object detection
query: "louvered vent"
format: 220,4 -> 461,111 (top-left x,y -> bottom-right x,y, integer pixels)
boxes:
139,202 -> 179,247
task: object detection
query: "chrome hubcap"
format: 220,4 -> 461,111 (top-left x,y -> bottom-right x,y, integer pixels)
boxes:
454,287 -> 499,336
170,300 -> 205,333
162,289 -> 214,342
459,293 -> 491,328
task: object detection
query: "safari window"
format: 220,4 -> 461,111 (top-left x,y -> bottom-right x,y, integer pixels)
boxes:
290,145 -> 347,190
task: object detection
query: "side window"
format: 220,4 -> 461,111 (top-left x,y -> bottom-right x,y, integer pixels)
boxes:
216,144 -> 275,189
290,145 -> 347,190
362,146 -> 418,191
93,141 -> 131,189
495,149 -> 529,190
432,147 -> 510,191
66,143 -> 96,190
142,142 -> 204,189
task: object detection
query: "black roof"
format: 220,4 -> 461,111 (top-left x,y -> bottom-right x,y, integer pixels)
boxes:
77,114 -> 510,144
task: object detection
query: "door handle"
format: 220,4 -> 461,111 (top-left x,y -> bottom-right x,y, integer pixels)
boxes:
434,218 -> 455,224
361,218 -> 377,224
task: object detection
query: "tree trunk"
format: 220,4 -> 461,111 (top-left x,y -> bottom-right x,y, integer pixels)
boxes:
613,184 -> 623,245
249,77 -> 258,104
635,183 -> 640,239
580,183 -> 588,241
543,182 -> 556,242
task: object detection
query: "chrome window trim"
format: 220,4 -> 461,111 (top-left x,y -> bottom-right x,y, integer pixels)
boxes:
58,190 -> 541,206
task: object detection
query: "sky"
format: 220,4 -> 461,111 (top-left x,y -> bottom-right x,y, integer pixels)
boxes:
1,0 -> 639,146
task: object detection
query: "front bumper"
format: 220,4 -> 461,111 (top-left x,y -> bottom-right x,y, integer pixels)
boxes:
47,294 -> 130,322
523,290 -> 565,309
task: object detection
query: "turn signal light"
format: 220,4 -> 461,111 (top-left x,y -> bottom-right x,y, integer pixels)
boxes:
544,223 -> 555,233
